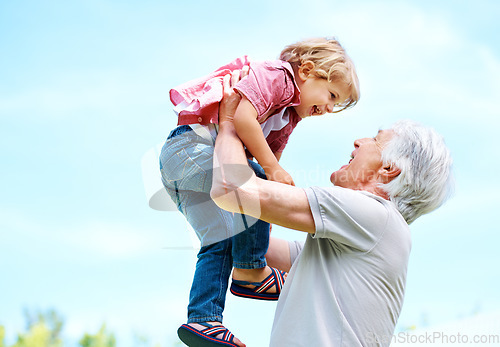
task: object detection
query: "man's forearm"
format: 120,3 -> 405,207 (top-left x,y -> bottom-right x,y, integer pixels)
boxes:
211,121 -> 260,216
214,121 -> 250,174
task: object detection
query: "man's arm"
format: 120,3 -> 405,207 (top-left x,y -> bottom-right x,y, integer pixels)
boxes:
265,237 -> 293,273
211,119 -> 315,233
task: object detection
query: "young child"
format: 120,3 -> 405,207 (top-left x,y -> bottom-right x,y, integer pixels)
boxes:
160,37 -> 359,347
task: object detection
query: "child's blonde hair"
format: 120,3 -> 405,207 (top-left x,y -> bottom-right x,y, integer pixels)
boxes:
280,37 -> 360,113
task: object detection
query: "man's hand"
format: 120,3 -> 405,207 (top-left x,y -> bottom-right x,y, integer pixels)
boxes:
219,66 -> 249,124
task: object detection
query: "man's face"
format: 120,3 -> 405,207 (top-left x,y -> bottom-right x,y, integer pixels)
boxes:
330,129 -> 395,190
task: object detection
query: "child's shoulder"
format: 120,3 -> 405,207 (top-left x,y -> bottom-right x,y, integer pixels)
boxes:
249,59 -> 295,81
250,59 -> 291,70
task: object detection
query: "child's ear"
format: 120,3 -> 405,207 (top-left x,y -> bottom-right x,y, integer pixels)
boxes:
298,61 -> 315,81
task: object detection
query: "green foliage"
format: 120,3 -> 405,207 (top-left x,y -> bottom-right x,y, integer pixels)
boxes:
11,322 -> 61,347
10,309 -> 63,347
2,309 -> 170,346
79,324 -> 116,347
1,325 -> 6,347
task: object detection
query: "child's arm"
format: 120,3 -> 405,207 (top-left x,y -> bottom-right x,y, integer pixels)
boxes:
233,97 -> 295,186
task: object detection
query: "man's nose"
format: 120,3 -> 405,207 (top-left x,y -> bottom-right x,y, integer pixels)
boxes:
354,138 -> 360,148
354,137 -> 368,148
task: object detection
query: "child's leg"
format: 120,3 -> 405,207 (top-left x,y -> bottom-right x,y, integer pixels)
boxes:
187,232 -> 233,323
165,186 -> 246,346
231,160 -> 272,276
172,188 -> 234,323
160,128 -> 234,322
232,217 -> 270,269
230,161 -> 287,299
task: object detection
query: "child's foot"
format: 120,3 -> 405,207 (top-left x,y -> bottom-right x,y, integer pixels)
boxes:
232,266 -> 286,293
230,266 -> 287,300
178,322 -> 246,347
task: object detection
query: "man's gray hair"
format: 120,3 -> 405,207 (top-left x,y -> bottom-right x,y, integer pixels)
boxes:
381,120 -> 454,224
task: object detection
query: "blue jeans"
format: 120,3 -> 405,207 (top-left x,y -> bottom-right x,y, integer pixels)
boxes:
160,125 -> 270,323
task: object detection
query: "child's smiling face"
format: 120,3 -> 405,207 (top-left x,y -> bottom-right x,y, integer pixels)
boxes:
293,62 -> 351,119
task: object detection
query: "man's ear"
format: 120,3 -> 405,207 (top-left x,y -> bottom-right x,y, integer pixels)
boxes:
379,165 -> 401,183
298,61 -> 315,81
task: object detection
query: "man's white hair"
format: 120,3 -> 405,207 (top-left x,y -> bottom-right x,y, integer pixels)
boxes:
381,120 -> 454,224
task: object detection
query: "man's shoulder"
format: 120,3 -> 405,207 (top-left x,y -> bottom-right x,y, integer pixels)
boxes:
306,185 -> 401,230
307,185 -> 374,201
309,186 -> 397,210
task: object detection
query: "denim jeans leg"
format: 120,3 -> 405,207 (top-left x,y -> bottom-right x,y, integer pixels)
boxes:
167,188 -> 235,323
187,238 -> 233,323
160,129 -> 235,323
160,129 -> 236,245
232,160 -> 270,269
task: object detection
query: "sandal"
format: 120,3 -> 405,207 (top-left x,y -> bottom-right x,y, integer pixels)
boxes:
230,267 -> 286,301
177,322 -> 239,347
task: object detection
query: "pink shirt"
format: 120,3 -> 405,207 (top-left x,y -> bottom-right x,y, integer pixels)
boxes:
170,56 -> 302,153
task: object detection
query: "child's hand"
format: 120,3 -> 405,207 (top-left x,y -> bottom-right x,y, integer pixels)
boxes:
219,66 -> 250,123
266,164 -> 295,186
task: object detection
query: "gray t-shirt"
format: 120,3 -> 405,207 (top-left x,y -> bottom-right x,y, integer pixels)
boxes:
270,186 -> 411,347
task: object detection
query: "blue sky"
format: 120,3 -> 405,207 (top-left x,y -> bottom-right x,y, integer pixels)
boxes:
1,0 -> 499,346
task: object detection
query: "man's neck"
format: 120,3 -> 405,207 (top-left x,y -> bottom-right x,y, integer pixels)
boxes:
338,182 -> 390,201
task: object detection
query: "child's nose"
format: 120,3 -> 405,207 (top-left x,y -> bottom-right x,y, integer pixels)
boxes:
326,102 -> 334,113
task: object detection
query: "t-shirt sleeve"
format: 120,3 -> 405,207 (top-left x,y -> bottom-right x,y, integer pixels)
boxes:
304,186 -> 390,252
288,239 -> 305,265
234,61 -> 296,120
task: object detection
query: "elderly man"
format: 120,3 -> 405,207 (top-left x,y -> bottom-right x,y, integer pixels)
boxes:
210,74 -> 454,346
